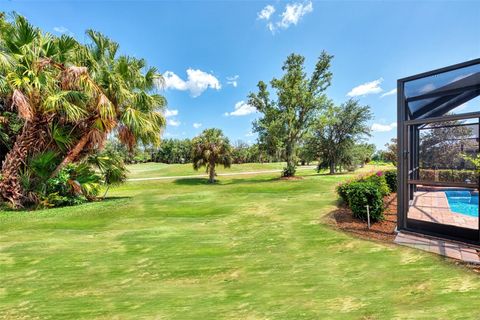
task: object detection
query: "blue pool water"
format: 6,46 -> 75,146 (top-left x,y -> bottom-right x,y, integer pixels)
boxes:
445,190 -> 479,217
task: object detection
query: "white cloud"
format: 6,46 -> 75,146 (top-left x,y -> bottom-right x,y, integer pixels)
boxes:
267,22 -> 275,33
193,123 -> 202,129
226,75 -> 239,87
259,1 -> 313,33
277,1 -> 313,29
381,88 -> 397,98
245,131 -> 255,137
419,83 -> 435,94
225,101 -> 256,117
53,26 -> 73,36
167,119 -> 181,127
347,78 -> 384,97
371,122 -> 397,132
164,109 -> 178,118
53,26 -> 69,33
258,5 -> 275,20
162,69 -> 221,97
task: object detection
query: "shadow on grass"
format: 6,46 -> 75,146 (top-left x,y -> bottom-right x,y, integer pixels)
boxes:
0,196 -> 132,214
316,172 -> 352,176
102,196 -> 132,202
173,176 -> 283,186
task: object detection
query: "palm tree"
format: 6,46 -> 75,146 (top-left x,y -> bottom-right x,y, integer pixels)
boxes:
191,128 -> 232,183
0,15 -> 89,206
50,30 -> 166,177
0,15 -> 166,207
86,149 -> 128,198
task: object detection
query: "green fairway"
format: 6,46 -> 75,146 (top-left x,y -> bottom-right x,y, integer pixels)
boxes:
0,164 -> 479,319
126,162 -> 289,179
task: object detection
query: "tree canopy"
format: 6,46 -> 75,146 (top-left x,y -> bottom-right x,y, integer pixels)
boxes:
0,13 -> 166,207
191,128 -> 233,183
249,52 -> 333,177
311,99 -> 372,174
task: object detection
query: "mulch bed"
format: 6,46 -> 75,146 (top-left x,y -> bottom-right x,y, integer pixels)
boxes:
329,194 -> 398,242
329,194 -> 480,272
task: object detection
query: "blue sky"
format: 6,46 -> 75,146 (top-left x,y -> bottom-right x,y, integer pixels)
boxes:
2,0 -> 480,149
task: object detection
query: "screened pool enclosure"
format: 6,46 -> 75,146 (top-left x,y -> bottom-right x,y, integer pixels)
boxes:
397,59 -> 480,245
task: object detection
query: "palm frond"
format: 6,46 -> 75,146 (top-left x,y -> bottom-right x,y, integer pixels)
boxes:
43,91 -> 88,121
12,89 -> 33,120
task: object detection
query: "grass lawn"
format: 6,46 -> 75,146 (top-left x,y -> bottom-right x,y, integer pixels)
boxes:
1,164 -> 479,319
126,162 -> 290,179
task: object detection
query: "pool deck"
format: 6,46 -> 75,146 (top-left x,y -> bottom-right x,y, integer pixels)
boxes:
395,231 -> 480,264
408,190 -> 478,229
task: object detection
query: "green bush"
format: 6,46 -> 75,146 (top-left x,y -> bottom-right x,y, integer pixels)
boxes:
336,182 -> 351,204
419,169 -> 477,184
383,170 -> 397,192
347,181 -> 384,222
41,164 -> 101,208
361,172 -> 390,197
419,169 -> 435,181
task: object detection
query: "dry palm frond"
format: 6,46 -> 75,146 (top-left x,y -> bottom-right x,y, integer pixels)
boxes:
118,125 -> 136,151
37,57 -> 53,70
67,179 -> 82,195
12,89 -> 33,121
60,66 -> 88,89
87,128 -> 106,149
97,93 -> 116,121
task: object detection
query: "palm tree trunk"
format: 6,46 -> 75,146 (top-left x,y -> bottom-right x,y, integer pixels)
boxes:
208,164 -> 215,183
103,185 -> 110,198
51,134 -> 89,178
0,119 -> 46,207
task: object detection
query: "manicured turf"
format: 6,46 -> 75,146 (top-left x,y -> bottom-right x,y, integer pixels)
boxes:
127,162 -> 288,179
1,164 -> 479,319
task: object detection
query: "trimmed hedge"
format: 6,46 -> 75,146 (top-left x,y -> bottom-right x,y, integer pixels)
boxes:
361,173 -> 390,197
347,181 -> 384,221
419,169 -> 477,184
336,170 -> 395,222
384,170 -> 397,192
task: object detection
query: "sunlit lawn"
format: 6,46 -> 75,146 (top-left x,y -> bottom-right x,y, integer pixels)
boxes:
1,164 -> 479,319
126,162 -> 289,179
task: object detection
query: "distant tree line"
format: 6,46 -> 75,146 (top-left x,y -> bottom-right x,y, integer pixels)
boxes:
109,138 -> 284,165
117,52 -> 380,178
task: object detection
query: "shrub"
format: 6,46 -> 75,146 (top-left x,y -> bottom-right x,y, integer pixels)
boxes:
347,181 -> 384,222
336,182 -> 352,204
419,169 -> 435,181
361,172 -> 390,197
41,163 -> 101,208
419,169 -> 477,184
383,170 -> 397,192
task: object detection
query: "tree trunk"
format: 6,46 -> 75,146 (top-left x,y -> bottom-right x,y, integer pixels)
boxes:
103,185 -> 110,198
0,119 -> 47,207
51,134 -> 89,178
208,163 -> 216,183
285,141 -> 296,177
329,161 -> 335,174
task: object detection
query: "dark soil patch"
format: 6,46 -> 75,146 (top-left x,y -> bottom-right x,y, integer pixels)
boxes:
329,194 -> 397,242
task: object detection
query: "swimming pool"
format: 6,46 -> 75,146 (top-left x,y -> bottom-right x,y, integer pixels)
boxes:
445,190 -> 479,217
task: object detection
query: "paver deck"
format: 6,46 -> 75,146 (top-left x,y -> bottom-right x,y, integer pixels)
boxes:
395,231 -> 480,264
408,190 -> 478,229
